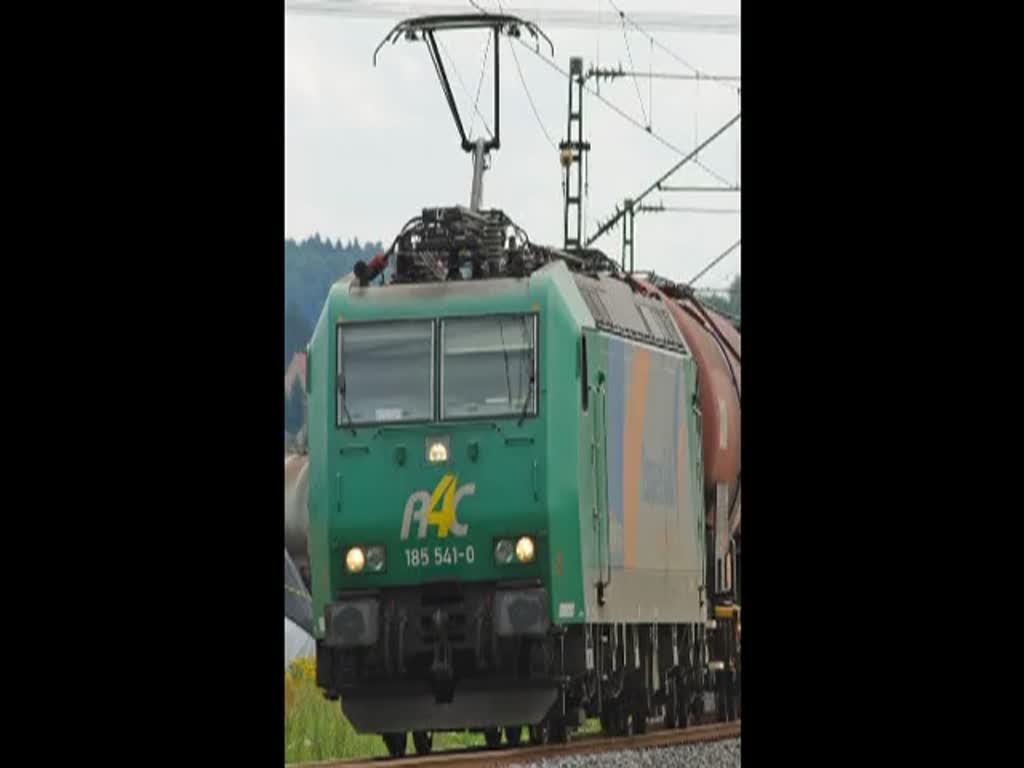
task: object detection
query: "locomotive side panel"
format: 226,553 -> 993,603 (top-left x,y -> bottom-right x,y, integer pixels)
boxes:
582,330 -> 705,625
539,262 -> 598,625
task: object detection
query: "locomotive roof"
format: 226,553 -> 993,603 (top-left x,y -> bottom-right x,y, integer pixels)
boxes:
571,271 -> 689,355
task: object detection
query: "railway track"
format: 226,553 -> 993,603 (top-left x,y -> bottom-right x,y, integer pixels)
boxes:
293,721 -> 740,768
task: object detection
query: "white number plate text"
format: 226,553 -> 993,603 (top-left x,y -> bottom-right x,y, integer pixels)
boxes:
404,545 -> 476,568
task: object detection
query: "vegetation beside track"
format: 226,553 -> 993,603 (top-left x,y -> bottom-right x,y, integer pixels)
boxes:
284,657 -> 602,763
285,656 -> 482,762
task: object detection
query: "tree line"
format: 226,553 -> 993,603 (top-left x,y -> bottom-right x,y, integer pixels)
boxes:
285,234 -> 383,440
699,273 -> 741,320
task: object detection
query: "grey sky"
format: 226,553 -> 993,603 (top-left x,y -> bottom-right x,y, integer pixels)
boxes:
286,0 -> 740,289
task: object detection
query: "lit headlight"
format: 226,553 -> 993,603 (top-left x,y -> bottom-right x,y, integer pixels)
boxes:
495,539 -> 515,565
515,536 -> 535,563
426,435 -> 449,463
365,545 -> 386,573
345,545 -> 385,574
345,546 -> 365,573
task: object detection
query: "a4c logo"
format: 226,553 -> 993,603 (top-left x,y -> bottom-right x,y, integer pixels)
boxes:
401,474 -> 474,540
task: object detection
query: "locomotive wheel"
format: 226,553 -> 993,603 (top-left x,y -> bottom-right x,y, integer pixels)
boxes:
504,726 -> 522,746
529,720 -> 550,744
550,717 -> 569,744
382,733 -> 407,758
483,728 -> 502,748
412,731 -> 433,755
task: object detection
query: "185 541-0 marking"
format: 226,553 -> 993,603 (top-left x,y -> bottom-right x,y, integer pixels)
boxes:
401,474 -> 476,568
404,544 -> 476,568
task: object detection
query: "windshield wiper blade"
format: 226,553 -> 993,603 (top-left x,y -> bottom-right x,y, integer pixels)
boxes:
517,377 -> 534,426
517,316 -> 535,426
336,373 -> 357,436
497,319 -> 513,409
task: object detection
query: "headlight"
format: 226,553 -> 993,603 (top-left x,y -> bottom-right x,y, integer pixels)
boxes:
515,536 -> 535,563
495,539 -> 515,565
345,546 -> 365,573
365,545 -> 386,573
345,545 -> 385,574
426,435 -> 449,463
495,536 -> 537,565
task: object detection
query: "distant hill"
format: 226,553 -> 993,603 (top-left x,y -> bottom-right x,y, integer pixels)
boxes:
285,234 -> 383,433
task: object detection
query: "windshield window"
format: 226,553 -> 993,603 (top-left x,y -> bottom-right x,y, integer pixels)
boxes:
338,320 -> 434,425
442,315 -> 537,419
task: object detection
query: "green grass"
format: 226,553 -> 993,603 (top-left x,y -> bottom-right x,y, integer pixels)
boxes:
285,662 -> 603,764
285,673 -> 488,763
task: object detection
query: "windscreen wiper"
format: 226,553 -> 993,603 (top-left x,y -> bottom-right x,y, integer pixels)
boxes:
497,319 -> 514,409
517,317 -> 535,426
336,373 -> 357,436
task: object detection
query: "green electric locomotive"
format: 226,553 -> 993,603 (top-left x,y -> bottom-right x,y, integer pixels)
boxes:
303,14 -> 740,758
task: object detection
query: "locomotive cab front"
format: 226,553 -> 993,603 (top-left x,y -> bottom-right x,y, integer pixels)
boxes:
307,270 -> 582,739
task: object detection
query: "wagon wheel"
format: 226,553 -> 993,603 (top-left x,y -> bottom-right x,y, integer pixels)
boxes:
716,673 -> 728,722
734,672 -> 741,720
726,672 -> 739,721
412,731 -> 433,755
632,710 -> 648,734
602,702 -> 627,737
504,726 -> 523,746
663,679 -> 679,729
381,732 -> 407,758
680,691 -> 692,728
679,680 -> 693,728
483,728 -> 502,748
600,702 -> 618,736
617,706 -> 633,737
